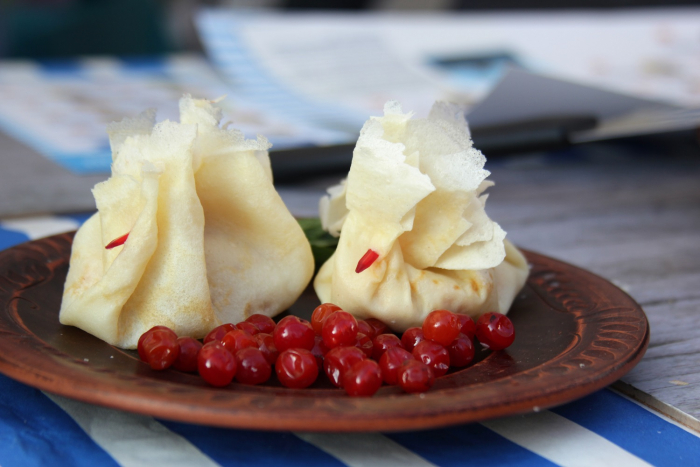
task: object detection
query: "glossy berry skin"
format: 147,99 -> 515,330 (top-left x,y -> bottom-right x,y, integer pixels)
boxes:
221,329 -> 257,355
412,340 -> 450,377
137,326 -> 180,370
245,314 -> 276,334
354,333 -> 374,358
324,346 -> 366,388
446,333 -> 475,367
236,322 -> 260,336
273,316 -> 315,352
204,323 -> 237,344
372,334 -> 404,360
379,347 -> 415,385
365,318 -> 389,337
356,320 -> 375,339
423,309 -> 461,346
476,312 -> 515,350
252,333 -> 279,366
322,311 -> 358,349
455,314 -> 476,339
311,303 -> 342,335
172,336 -> 203,372
198,342 -> 236,387
235,348 -> 272,385
397,359 -> 435,393
401,327 -> 425,352
344,359 -> 383,397
275,349 -> 318,389
311,335 -> 329,368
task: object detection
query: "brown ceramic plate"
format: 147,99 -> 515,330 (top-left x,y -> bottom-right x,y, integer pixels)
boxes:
0,233 -> 648,432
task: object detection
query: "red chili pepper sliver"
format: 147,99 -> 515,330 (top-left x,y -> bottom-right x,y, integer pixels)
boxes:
355,249 -> 379,273
105,232 -> 129,249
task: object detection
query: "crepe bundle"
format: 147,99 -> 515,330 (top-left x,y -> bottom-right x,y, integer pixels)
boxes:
60,96 -> 314,348
314,101 -> 528,331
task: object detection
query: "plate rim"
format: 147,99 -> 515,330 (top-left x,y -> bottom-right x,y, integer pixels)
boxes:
0,233 -> 649,432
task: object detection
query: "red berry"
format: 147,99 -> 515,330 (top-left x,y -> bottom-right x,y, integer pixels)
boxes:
236,321 -> 260,336
379,347 -> 414,385
172,336 -> 202,372
137,326 -> 180,370
311,335 -> 329,368
198,342 -> 236,387
401,327 -> 425,352
324,346 -> 366,388
354,333 -> 374,358
204,323 -> 237,344
275,349 -> 318,389
344,360 -> 382,397
252,332 -> 279,366
221,329 -> 257,355
412,340 -> 450,377
447,333 -> 475,367
423,309 -> 461,346
322,311 -> 358,349
356,320 -> 375,339
235,348 -> 272,385
245,314 -> 276,334
398,359 -> 435,393
476,312 -> 515,350
372,334 -> 403,360
273,315 -> 315,352
365,318 -> 389,337
311,303 -> 342,335
455,313 -> 476,339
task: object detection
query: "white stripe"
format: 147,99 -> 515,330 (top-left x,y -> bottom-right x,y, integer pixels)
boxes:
45,393 -> 221,467
1,215 -> 81,240
481,410 -> 653,467
294,432 -> 437,467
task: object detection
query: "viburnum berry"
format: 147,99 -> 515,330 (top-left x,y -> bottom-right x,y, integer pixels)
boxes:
311,303 -> 342,335
273,315 -> 315,352
322,311 -> 358,349
198,341 -> 236,387
354,333 -> 374,358
397,359 -> 435,393
275,348 -> 318,389
379,347 -> 415,385
476,312 -> 515,351
455,313 -> 476,339
365,318 -> 389,337
252,332 -> 279,366
356,320 -> 375,339
235,348 -> 272,385
423,309 -> 461,346
245,314 -> 276,334
221,329 -> 257,355
137,326 -> 180,370
372,333 -> 404,360
236,321 -> 260,336
172,336 -> 202,372
401,327 -> 425,352
203,323 -> 237,344
324,346 -> 366,388
412,340 -> 450,377
446,333 -> 475,367
344,359 -> 382,397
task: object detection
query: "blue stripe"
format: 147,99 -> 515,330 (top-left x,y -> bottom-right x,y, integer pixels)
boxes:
160,421 -> 345,467
0,375 -> 118,467
0,228 -> 29,251
552,388 -> 700,467
387,423 -> 557,467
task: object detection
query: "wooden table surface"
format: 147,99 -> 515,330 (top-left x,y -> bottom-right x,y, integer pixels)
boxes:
2,129 -> 699,430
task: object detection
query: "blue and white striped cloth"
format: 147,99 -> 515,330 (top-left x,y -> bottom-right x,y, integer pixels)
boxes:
1,215 -> 700,467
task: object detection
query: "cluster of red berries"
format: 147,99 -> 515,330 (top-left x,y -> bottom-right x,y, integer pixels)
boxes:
137,305 -> 515,397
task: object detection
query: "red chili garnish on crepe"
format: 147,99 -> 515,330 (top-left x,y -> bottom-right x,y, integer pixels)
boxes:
105,232 -> 129,249
355,249 -> 379,273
